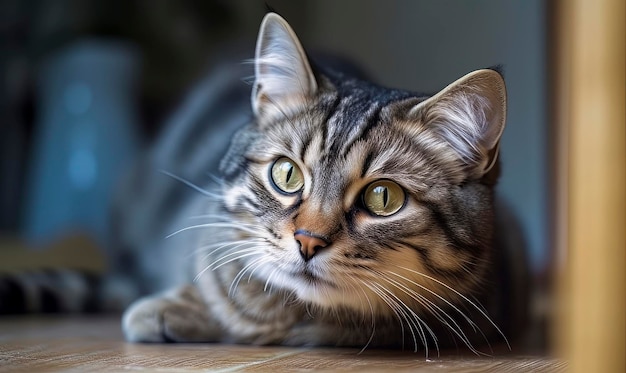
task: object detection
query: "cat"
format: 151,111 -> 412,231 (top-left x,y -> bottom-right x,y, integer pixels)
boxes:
121,12 -> 527,354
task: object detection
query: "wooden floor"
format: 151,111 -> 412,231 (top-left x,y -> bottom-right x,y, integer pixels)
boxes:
0,316 -> 564,372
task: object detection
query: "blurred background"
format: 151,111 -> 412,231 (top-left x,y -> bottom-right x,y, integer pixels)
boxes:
0,0 -> 549,330
3,1 -> 624,368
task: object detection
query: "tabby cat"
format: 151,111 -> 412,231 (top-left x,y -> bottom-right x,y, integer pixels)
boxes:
122,12 -> 524,354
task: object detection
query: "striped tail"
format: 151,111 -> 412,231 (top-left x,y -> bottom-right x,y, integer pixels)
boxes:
0,234 -> 139,314
0,269 -> 102,314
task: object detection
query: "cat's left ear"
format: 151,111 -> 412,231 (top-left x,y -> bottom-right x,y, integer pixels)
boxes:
411,69 -> 506,178
252,13 -> 317,118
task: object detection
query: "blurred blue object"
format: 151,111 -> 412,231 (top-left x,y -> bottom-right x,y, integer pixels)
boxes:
22,40 -> 141,248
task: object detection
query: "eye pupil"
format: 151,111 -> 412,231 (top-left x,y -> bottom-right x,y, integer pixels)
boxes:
382,187 -> 389,207
286,165 -> 293,183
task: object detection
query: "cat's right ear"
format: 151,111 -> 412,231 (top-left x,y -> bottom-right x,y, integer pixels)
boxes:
252,13 -> 317,119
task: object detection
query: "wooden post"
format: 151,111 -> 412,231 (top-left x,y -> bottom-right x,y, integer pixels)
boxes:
554,0 -> 625,371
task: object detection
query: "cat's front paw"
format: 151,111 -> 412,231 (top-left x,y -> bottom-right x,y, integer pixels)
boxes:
122,285 -> 220,343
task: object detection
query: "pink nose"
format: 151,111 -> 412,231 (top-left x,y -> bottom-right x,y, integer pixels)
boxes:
294,230 -> 330,262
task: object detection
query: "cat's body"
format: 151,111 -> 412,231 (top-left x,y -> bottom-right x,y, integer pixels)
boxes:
122,13 -> 527,353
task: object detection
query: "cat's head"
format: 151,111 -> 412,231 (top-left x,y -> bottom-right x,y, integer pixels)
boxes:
220,13 -> 506,318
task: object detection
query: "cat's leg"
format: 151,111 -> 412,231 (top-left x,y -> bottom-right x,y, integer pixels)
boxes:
122,284 -> 222,343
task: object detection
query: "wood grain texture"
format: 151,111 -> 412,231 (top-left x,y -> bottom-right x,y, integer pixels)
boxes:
0,316 -> 564,372
553,0 -> 626,372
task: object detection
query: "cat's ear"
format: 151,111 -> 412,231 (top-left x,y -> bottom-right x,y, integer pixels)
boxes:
411,69 -> 506,178
252,13 -> 317,118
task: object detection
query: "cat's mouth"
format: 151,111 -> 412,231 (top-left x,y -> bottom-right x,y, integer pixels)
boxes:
285,266 -> 365,309
290,268 -> 336,288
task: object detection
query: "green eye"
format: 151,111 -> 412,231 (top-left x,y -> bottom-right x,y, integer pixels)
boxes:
270,157 -> 304,194
362,180 -> 405,216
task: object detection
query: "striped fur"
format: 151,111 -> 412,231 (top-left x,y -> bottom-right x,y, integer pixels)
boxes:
123,13 -> 526,354
0,270 -> 100,314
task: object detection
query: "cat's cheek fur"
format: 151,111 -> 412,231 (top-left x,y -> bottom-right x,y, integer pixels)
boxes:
384,247 -> 473,301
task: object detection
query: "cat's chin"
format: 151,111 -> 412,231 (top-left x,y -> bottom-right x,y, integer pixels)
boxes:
293,282 -> 356,309
251,258 -> 382,313
280,270 -> 372,312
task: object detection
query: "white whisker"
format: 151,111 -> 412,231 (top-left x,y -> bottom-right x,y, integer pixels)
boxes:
185,214 -> 258,227
166,222 -> 264,239
375,272 -> 456,357
187,239 -> 264,260
206,173 -> 225,186
264,266 -> 280,293
356,285 -> 376,354
386,270 -> 479,345
397,265 -> 509,351
159,169 -> 222,199
374,280 -> 432,355
210,250 -> 262,271
362,281 -> 417,353
229,257 -> 271,297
